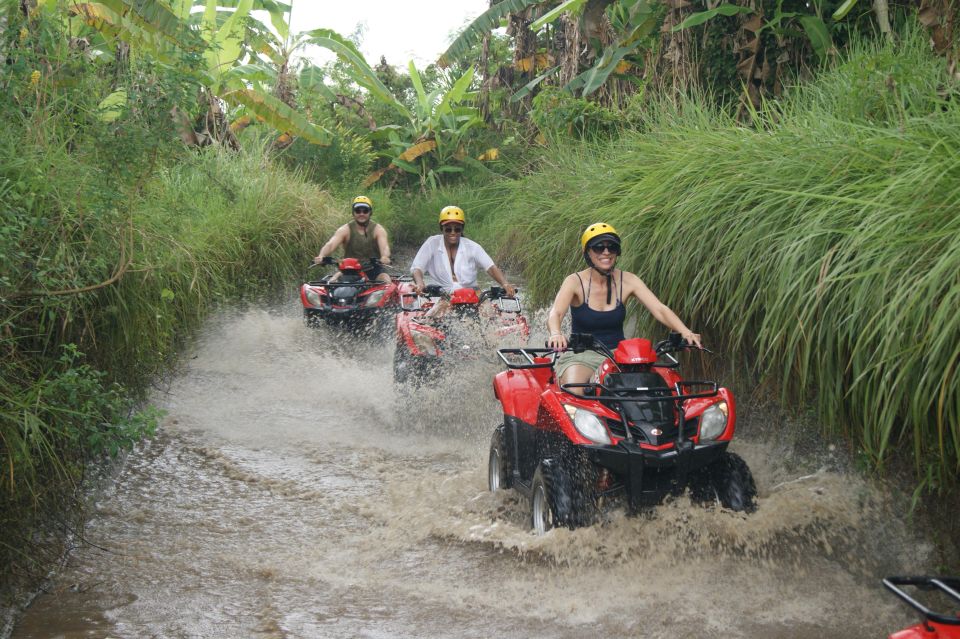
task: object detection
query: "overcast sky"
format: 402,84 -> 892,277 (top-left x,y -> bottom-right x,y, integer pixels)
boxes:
288,1 -> 491,68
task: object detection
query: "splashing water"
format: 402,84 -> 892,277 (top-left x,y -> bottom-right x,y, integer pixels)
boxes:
11,300 -> 927,638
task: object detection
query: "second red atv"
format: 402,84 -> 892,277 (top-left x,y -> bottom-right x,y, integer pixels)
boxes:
489,332 -> 756,534
300,257 -> 403,334
392,283 -> 529,387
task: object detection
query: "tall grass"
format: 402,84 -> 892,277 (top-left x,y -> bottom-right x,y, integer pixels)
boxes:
1,53 -> 342,590
487,26 -> 960,489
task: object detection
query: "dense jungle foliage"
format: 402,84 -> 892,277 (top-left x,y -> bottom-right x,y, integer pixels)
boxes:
1,0 -> 958,610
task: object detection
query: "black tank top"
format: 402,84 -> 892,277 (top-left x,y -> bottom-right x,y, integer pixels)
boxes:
570,271 -> 626,350
343,220 -> 381,261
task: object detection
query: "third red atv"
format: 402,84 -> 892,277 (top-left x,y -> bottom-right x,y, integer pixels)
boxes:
489,332 -> 756,534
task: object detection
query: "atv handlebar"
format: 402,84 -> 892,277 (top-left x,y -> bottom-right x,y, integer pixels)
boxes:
311,256 -> 395,270
655,331 -> 714,355
555,332 -> 710,360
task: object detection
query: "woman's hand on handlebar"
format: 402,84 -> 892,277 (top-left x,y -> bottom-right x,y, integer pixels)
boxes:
547,333 -> 567,351
681,330 -> 702,349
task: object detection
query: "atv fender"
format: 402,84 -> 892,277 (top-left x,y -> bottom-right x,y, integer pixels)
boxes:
493,369 -> 548,427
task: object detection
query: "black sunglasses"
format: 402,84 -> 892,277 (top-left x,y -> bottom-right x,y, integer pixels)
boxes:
353,207 -> 371,214
442,225 -> 464,234
589,242 -> 620,254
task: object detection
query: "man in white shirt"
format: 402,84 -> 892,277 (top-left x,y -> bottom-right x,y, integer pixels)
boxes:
410,206 -> 516,297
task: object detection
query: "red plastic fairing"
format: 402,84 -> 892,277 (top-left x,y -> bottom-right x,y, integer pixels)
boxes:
538,389 -> 577,437
544,391 -> 622,445
339,257 -> 364,272
300,284 -> 326,309
450,288 -> 480,304
360,282 -> 398,308
493,369 -> 548,426
683,387 -> 737,442
890,624 -> 951,639
613,338 -> 657,365
396,312 -> 444,356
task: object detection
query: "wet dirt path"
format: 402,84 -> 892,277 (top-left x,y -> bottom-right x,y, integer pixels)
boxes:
11,299 -> 928,638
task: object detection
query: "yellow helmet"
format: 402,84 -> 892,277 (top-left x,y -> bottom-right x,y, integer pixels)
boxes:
438,205 -> 465,225
352,195 -> 373,211
580,222 -> 621,252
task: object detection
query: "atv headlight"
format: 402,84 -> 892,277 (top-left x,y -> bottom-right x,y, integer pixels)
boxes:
699,401 -> 728,441
304,287 -> 324,307
410,326 -> 439,356
364,289 -> 386,307
564,405 -> 611,445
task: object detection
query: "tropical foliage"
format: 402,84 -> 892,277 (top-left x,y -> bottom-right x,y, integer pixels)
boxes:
2,0 -> 960,606
476,28 -> 960,497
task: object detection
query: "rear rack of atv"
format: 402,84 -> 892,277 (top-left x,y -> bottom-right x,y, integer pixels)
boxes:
883,576 -> 960,626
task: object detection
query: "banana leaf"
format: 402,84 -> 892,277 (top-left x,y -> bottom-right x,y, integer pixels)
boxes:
222,88 -> 331,145
438,0 -> 544,67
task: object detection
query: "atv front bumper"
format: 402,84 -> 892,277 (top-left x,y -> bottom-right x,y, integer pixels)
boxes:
583,439 -> 727,509
304,306 -> 385,325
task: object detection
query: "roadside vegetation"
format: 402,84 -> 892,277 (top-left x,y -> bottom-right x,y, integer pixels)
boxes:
1,0 -> 958,614
480,27 -> 960,504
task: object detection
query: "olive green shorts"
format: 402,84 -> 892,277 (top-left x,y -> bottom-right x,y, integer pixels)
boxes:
555,349 -> 608,379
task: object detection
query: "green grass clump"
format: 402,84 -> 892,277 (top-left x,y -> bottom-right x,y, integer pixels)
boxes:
488,25 -> 960,490
0,39 -> 341,591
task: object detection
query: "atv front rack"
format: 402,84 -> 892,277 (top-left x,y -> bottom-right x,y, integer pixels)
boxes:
883,576 -> 960,627
307,279 -> 385,288
560,380 -> 718,402
497,347 -> 557,369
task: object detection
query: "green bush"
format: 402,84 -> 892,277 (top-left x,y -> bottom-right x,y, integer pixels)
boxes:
531,87 -> 625,140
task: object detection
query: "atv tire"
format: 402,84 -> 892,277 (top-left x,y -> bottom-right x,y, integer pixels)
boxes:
530,463 -> 557,535
393,347 -> 434,388
530,458 -> 597,534
393,346 -> 414,385
488,425 -> 513,491
691,451 -> 757,513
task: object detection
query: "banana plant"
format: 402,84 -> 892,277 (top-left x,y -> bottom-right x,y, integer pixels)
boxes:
308,29 -> 484,188
440,0 -> 661,99
672,0 -> 835,63
53,0 -> 330,145
566,0 -> 660,96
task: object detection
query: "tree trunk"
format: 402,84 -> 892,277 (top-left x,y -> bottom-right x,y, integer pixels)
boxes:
558,13 -> 581,87
873,0 -> 893,41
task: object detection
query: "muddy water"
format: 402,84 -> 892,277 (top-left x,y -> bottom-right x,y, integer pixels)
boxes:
12,300 -> 930,638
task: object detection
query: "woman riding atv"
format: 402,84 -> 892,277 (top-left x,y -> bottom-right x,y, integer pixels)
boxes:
546,223 -> 702,392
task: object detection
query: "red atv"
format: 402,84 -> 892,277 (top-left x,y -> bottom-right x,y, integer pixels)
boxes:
489,332 -> 756,534
300,257 -> 403,333
884,576 -> 960,639
392,283 -> 529,387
